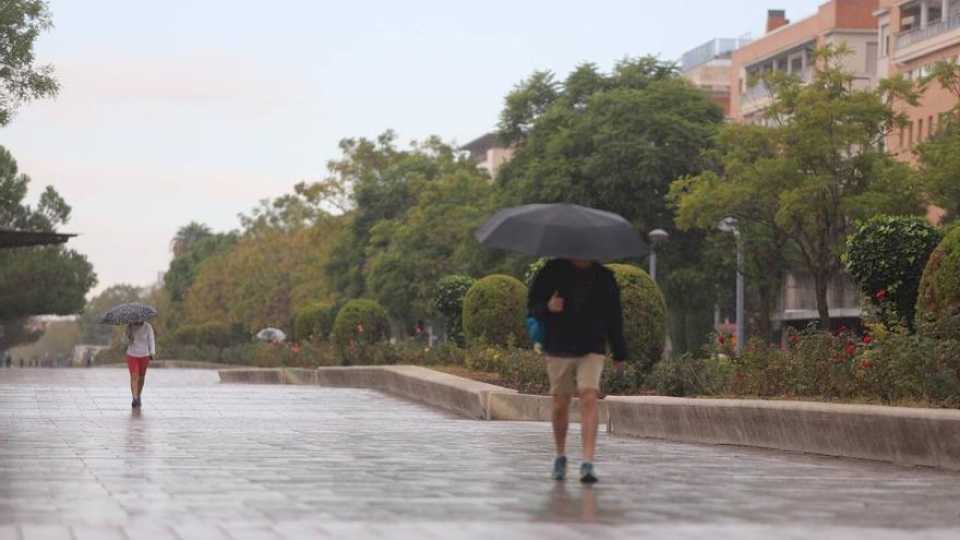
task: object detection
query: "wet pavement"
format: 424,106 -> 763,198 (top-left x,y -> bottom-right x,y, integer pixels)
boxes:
1,368 -> 959,539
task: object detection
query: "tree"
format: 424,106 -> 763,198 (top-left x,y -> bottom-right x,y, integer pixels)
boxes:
496,57 -> 726,352
320,132 -> 500,306
671,46 -> 923,328
0,0 -> 59,126
170,222 -> 212,258
78,284 -> 143,344
0,146 -> 96,349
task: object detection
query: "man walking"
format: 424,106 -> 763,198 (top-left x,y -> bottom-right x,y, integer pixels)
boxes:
529,258 -> 627,484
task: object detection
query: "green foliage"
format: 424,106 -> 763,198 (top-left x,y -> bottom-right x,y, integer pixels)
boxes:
0,1 -> 59,126
916,225 -> 960,337
321,132 -> 504,322
523,258 -> 547,287
672,45 -> 924,327
844,216 -> 942,330
294,302 -> 337,342
0,146 -> 96,348
332,299 -> 390,362
606,264 -> 667,372
432,275 -> 476,346
462,275 -> 527,347
916,127 -> 960,222
164,226 -> 237,303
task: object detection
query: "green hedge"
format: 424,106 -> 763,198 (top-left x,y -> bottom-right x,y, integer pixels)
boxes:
332,299 -> 390,355
294,302 -> 337,342
606,264 -> 667,372
462,274 -> 527,347
844,215 -> 942,330
916,224 -> 960,338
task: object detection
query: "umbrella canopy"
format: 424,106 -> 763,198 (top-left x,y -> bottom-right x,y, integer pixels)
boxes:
475,203 -> 648,261
256,328 -> 287,342
99,303 -> 158,325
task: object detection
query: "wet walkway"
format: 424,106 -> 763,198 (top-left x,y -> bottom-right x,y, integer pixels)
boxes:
1,368 -> 959,539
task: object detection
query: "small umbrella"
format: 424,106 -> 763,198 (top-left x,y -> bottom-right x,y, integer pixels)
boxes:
475,203 -> 648,261
99,303 -> 158,325
256,328 -> 286,342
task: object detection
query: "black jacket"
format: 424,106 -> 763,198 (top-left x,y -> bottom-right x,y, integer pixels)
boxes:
528,259 -> 627,362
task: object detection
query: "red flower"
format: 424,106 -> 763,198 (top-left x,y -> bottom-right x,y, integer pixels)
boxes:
861,359 -> 873,369
862,335 -> 873,345
844,343 -> 857,357
875,289 -> 888,301
788,334 -> 800,345
718,335 -> 725,345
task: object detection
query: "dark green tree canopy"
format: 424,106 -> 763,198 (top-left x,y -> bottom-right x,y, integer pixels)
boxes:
0,0 -> 59,126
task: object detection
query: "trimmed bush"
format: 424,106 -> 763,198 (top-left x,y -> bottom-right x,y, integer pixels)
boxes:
606,264 -> 667,372
196,322 -> 233,348
294,302 -> 337,342
844,215 -> 942,330
173,324 -> 201,346
462,274 -> 528,347
332,298 -> 390,350
432,275 -> 476,346
916,224 -> 960,338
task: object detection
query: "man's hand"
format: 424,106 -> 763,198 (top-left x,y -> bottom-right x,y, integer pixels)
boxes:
613,361 -> 626,376
547,292 -> 565,313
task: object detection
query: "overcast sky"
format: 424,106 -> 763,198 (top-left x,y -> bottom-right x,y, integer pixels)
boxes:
0,0 -> 820,294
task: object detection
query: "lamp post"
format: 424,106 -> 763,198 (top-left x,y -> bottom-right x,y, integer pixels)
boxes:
718,217 -> 744,354
647,228 -> 669,282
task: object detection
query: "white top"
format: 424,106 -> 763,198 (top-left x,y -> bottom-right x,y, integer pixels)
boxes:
126,323 -> 156,358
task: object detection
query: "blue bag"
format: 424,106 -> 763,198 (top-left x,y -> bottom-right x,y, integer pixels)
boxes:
526,316 -> 545,346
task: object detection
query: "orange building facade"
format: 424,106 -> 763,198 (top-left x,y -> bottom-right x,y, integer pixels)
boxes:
877,0 -> 960,157
730,1 -> 880,123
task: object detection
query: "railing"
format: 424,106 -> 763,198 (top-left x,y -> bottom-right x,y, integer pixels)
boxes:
895,13 -> 960,50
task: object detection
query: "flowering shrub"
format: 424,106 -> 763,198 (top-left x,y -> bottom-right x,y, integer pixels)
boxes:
844,215 -> 942,330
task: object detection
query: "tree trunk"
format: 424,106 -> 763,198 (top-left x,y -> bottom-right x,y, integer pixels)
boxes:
813,272 -> 831,330
756,282 -> 774,342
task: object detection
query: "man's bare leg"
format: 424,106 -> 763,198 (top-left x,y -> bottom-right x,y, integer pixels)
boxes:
551,393 -> 572,455
579,389 -> 599,462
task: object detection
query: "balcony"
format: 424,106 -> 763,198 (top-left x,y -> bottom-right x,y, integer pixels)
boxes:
896,12 -> 960,49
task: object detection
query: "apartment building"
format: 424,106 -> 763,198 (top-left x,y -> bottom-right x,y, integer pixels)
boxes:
730,1 -> 880,123
877,0 -> 960,156
680,37 -> 753,117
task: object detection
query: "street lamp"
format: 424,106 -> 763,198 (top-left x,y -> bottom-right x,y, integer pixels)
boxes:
647,228 -> 669,282
718,217 -> 745,354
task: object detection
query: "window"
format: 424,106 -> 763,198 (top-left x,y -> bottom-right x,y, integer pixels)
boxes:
866,43 -> 878,75
880,24 -> 890,57
908,121 -> 914,147
918,119 -> 924,141
899,126 -> 905,149
929,115 -> 935,137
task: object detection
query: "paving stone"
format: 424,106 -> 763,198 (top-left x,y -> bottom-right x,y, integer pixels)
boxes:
2,368 -> 960,539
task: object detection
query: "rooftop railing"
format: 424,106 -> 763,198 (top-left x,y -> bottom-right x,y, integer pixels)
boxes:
895,13 -> 960,50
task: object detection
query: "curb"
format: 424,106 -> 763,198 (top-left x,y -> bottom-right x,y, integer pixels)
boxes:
218,366 -> 606,422
605,396 -> 960,471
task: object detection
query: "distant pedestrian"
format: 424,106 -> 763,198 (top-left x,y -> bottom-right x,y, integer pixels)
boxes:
529,258 -> 627,484
125,321 -> 156,409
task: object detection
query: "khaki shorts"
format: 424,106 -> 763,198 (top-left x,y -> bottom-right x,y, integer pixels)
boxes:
545,354 -> 605,395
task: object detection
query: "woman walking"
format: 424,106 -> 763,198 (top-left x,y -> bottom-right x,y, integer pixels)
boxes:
126,321 -> 155,408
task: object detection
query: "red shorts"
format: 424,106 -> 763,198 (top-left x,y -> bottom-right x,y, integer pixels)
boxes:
126,355 -> 150,374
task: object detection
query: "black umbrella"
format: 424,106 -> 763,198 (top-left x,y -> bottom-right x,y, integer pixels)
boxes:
475,203 -> 648,261
99,303 -> 158,326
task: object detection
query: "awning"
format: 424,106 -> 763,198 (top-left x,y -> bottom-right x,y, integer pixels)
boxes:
0,229 -> 76,249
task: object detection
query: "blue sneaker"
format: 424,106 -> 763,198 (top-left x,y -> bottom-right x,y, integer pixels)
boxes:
580,462 -> 598,484
551,456 -> 567,481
